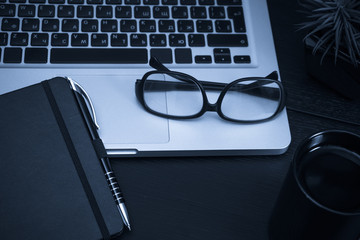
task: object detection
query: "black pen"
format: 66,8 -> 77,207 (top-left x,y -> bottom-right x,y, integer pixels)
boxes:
68,78 -> 131,231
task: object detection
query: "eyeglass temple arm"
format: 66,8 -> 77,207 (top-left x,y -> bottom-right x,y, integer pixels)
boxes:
136,78 -> 280,102
149,56 -> 279,86
150,56 -> 278,79
150,57 -> 197,84
146,57 -> 281,99
196,71 -> 279,91
136,74 -> 278,89
149,56 -> 171,72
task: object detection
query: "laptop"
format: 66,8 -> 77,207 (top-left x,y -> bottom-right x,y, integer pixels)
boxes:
0,0 -> 291,157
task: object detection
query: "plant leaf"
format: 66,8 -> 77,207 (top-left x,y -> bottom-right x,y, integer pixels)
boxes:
298,0 -> 360,66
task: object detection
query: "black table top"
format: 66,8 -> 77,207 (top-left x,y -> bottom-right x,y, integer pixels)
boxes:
112,0 -> 360,239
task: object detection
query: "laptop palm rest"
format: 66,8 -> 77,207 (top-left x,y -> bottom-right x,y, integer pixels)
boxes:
72,75 -> 170,145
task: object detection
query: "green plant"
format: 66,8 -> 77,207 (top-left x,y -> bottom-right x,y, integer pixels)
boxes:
298,0 -> 360,66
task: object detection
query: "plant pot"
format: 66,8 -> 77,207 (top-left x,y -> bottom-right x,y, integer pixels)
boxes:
304,45 -> 360,100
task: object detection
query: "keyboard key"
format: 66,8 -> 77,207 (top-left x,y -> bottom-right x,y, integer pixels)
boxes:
214,48 -> 230,55
29,0 -> 46,3
120,20 -> 137,32
140,20 -> 156,32
87,0 -> 103,4
10,33 -> 28,46
62,19 -> 79,32
135,6 -> 151,18
130,34 -> 147,46
207,34 -> 247,47
42,19 -> 60,32
177,20 -> 194,32
180,0 -> 195,5
153,6 -> 169,18
171,6 -> 188,19
125,0 -> 140,4
0,4 -> 16,17
233,17 -> 246,33
110,33 -> 127,46
91,33 -> 108,46
24,48 -> 48,63
175,48 -> 192,63
149,34 -> 166,46
158,20 -> 175,32
49,0 -> 65,3
51,33 -> 68,46
209,7 -> 225,19
71,33 -> 89,46
169,34 -> 185,47
195,55 -> 212,63
234,55 -> 250,63
4,48 -> 22,63
77,6 -> 94,18
50,48 -> 148,63
196,20 -> 213,32
188,34 -> 205,47
199,0 -> 214,5
115,6 -> 132,18
31,33 -> 49,46
22,18 -> 40,31
2,18 -> 19,31
106,0 -> 121,3
18,5 -> 36,17
81,19 -> 98,32
101,19 -> 118,32
150,48 -> 172,63
38,5 -> 55,17
227,6 -> 243,18
96,6 -> 113,18
68,0 -> 85,3
143,0 -> 159,5
217,0 -> 242,5
162,0 -> 177,5
215,20 -> 232,32
214,48 -> 231,63
0,33 -> 8,46
228,7 -> 246,32
214,55 -> 231,63
58,5 -> 75,18
190,7 -> 207,19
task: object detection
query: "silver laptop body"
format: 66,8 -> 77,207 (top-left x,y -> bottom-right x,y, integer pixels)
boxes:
0,0 -> 291,157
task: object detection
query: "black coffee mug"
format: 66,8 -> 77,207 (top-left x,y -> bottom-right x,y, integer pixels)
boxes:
268,130 -> 360,240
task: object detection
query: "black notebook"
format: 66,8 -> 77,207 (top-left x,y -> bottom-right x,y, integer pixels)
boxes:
0,78 -> 123,239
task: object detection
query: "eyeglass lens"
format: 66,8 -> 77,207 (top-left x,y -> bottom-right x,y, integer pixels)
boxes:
221,80 -> 281,121
143,73 -> 203,117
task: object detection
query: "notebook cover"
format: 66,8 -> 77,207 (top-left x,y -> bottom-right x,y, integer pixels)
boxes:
0,78 -> 123,239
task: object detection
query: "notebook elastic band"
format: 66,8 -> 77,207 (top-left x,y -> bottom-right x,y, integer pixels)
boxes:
42,80 -> 110,240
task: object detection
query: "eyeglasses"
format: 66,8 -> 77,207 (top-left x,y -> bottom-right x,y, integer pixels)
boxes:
135,57 -> 286,123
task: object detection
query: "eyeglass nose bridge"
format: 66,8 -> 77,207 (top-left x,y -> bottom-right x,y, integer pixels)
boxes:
205,102 -> 218,112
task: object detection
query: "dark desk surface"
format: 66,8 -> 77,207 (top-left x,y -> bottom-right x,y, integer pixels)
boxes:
112,0 -> 360,239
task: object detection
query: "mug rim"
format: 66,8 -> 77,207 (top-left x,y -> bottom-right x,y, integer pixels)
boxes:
293,129 -> 360,216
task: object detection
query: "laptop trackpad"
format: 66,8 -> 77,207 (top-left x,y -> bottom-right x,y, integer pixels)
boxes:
71,75 -> 170,144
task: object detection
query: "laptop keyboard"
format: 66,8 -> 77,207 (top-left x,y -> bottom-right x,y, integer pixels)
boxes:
0,0 -> 251,65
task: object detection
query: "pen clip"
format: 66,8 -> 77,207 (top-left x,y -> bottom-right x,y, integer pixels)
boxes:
66,77 -> 100,130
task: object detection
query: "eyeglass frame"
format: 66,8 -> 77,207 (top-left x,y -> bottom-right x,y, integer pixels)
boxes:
135,57 -> 287,123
